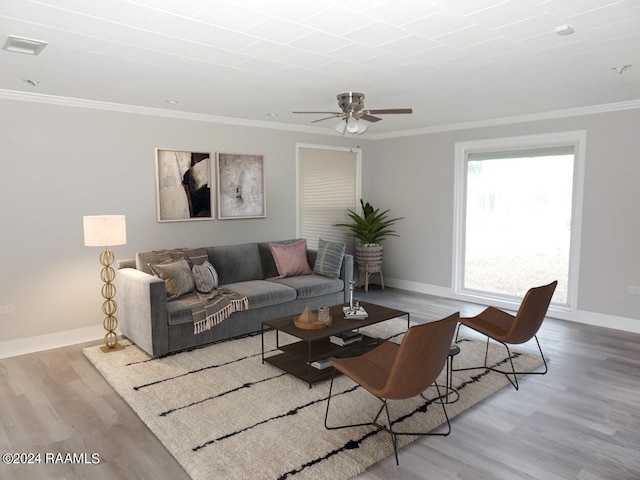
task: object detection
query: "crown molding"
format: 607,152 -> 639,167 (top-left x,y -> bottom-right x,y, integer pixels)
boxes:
0,89 -> 335,136
370,99 -> 640,140
2,89 -> 639,140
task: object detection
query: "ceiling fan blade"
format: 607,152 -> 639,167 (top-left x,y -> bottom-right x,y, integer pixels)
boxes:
295,94 -> 412,129
311,114 -> 342,123
293,111 -> 342,115
359,114 -> 383,123
366,108 -> 413,115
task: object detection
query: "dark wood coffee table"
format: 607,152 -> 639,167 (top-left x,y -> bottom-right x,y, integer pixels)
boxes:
261,301 -> 410,387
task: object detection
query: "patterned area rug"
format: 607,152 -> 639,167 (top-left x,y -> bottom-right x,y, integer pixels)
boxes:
83,319 -> 545,480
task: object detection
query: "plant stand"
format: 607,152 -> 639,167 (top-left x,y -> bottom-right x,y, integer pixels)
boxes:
355,244 -> 385,293
358,261 -> 384,293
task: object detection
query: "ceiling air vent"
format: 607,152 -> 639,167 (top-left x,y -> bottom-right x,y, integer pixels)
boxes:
2,35 -> 48,55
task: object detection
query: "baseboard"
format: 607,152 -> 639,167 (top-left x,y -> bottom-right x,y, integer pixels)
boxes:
0,325 -> 105,360
385,277 -> 640,335
563,310 -> 640,334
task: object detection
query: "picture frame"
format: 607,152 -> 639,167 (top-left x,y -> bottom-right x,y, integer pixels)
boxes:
155,148 -> 213,222
216,153 -> 266,219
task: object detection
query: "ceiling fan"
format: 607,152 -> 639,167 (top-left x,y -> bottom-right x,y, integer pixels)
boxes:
293,92 -> 413,134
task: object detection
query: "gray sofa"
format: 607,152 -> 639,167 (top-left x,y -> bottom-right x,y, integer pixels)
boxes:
117,239 -> 353,357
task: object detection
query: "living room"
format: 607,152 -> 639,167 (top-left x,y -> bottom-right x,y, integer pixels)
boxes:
2,83 -> 639,358
1,1 -> 639,478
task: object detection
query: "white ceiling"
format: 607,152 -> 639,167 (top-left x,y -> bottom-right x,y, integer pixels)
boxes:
1,0 -> 639,136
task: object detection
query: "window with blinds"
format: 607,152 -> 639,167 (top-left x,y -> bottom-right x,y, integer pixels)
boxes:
296,146 -> 361,251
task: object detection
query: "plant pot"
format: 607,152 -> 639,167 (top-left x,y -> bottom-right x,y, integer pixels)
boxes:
356,243 -> 383,271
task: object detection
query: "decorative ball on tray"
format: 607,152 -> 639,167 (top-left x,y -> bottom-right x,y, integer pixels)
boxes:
294,307 -> 332,330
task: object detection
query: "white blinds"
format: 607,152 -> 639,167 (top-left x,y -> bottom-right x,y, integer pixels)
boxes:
298,147 -> 359,251
467,145 -> 575,161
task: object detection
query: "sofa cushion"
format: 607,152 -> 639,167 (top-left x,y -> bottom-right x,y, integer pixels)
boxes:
136,251 -> 162,275
313,238 -> 346,279
224,280 -> 297,309
166,295 -> 196,326
207,243 -> 262,285
269,239 -> 313,278
183,247 -> 208,265
192,261 -> 218,293
150,258 -> 195,301
267,275 -> 343,300
166,280 -> 297,326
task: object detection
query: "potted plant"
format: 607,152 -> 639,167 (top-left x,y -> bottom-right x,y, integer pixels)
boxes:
335,199 -> 403,268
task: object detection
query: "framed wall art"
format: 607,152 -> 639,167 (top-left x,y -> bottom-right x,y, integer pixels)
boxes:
216,153 -> 266,219
155,148 -> 213,222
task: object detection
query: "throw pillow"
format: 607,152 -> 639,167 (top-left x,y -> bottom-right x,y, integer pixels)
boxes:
192,261 -> 219,293
269,239 -> 313,278
313,238 -> 346,279
149,258 -> 195,301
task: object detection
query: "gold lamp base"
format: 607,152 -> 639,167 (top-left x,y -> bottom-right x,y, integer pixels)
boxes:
83,215 -> 127,354
98,246 -> 124,354
101,342 -> 124,353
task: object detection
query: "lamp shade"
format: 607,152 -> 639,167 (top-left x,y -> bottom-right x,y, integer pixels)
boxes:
346,117 -> 359,133
334,119 -> 348,134
83,215 -> 127,247
334,118 -> 367,135
355,122 -> 368,134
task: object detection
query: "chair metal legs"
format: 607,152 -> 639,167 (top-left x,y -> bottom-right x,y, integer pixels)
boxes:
324,373 -> 452,465
454,323 -> 548,391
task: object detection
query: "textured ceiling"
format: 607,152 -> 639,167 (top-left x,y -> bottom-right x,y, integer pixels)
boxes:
1,0 -> 639,136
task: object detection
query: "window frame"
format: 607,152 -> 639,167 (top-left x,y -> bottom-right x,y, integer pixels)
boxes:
295,143 -> 362,250
452,131 -> 586,313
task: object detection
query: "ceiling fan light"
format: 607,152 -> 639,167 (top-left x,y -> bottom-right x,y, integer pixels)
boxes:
346,117 -> 360,133
356,123 -> 368,134
334,119 -> 347,134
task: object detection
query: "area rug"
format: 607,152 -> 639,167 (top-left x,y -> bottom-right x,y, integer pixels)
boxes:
83,319 -> 545,480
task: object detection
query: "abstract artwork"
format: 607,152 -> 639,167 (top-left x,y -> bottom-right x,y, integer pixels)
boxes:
155,148 -> 213,222
216,153 -> 266,219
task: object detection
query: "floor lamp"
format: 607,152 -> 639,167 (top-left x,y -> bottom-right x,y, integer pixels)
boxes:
83,215 -> 127,353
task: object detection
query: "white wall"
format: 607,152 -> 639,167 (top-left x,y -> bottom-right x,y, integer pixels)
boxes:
0,99 -> 359,353
362,109 -> 640,326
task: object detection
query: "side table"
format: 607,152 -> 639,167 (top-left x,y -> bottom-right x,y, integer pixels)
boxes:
436,344 -> 460,404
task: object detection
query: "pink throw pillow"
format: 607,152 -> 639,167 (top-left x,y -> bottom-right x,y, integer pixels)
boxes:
269,240 -> 313,278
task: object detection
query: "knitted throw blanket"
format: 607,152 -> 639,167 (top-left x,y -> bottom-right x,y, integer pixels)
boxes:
183,288 -> 249,335
151,247 -> 249,334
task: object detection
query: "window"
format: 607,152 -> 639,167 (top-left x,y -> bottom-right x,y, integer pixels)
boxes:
296,145 -> 361,250
454,132 -> 585,310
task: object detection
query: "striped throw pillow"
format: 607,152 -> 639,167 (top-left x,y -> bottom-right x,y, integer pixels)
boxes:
313,239 -> 346,279
192,261 -> 219,293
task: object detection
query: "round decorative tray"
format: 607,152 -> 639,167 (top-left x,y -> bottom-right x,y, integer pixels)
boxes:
294,317 -> 332,330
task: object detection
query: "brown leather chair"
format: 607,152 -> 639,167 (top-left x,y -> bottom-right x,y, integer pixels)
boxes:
324,313 -> 459,465
455,280 -> 557,390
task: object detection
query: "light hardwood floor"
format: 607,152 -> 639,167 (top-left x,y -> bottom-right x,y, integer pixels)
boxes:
1,287 -> 638,480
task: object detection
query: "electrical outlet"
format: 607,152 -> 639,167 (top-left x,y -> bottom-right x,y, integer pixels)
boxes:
627,286 -> 640,295
0,304 -> 15,314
